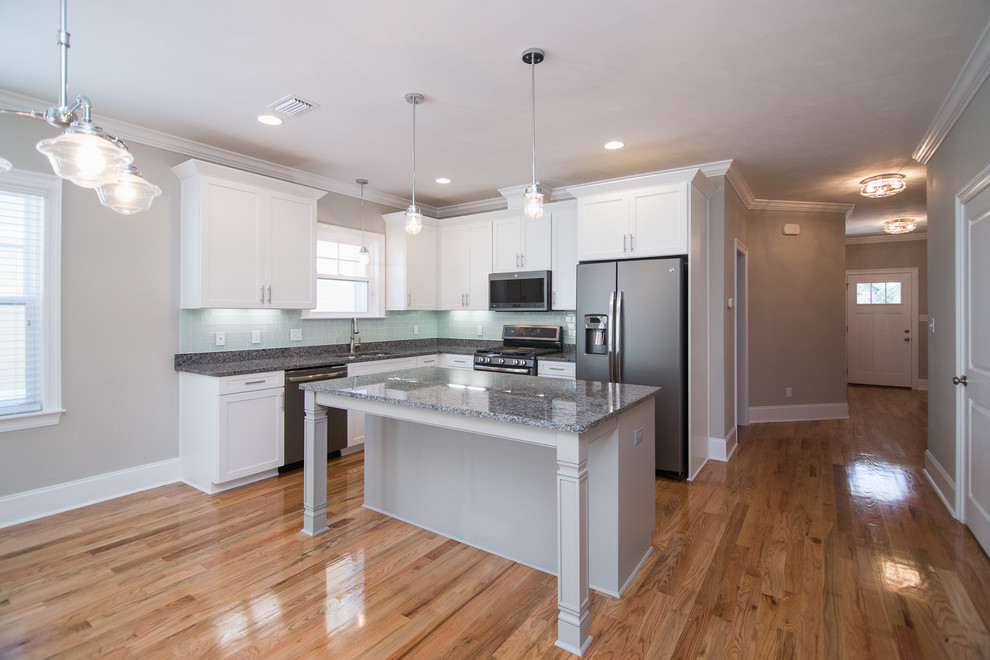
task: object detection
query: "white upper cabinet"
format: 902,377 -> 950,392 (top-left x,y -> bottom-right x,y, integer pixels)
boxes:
569,169 -> 713,262
550,202 -> 578,310
384,212 -> 438,310
439,219 -> 492,310
492,212 -> 552,272
173,160 -> 326,309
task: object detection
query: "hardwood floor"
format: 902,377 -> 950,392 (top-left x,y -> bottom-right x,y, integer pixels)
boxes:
2,385 -> 989,658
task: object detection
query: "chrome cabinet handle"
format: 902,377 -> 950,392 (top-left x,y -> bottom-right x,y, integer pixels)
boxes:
408,292 -> 412,309
260,286 -> 265,304
623,234 -> 628,252
244,380 -> 265,385
629,234 -> 634,251
267,285 -> 271,304
466,293 -> 470,306
953,375 -> 968,386
520,253 -> 525,267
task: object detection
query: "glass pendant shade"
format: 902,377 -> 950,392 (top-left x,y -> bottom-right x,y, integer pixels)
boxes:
523,183 -> 544,220
0,157 -> 11,174
357,245 -> 371,266
36,126 -> 132,189
95,165 -> 162,215
405,204 -> 423,235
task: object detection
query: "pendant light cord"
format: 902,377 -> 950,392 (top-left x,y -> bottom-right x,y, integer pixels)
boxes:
411,99 -> 417,208
58,0 -> 69,110
360,181 -> 366,245
530,58 -> 537,185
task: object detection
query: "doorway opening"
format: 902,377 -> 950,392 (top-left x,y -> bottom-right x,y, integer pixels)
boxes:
735,240 -> 749,427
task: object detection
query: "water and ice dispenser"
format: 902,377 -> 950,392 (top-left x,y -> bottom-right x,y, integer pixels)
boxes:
584,314 -> 608,355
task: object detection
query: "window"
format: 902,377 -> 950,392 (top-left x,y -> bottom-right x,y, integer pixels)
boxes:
856,281 -> 902,305
0,170 -> 62,431
302,224 -> 384,319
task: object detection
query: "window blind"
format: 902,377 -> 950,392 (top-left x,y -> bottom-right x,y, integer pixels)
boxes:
0,189 -> 44,416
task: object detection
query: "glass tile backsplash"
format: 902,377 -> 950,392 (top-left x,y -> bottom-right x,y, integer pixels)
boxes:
179,308 -> 576,353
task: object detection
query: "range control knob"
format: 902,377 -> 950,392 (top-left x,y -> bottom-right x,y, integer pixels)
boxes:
497,358 -> 505,365
515,359 -> 525,366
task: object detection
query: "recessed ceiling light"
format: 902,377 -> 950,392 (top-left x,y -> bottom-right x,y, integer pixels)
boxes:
604,141 -> 625,150
436,177 -> 451,184
257,114 -> 283,126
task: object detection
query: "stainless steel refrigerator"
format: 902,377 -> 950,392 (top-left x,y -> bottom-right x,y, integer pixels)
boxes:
576,257 -> 687,478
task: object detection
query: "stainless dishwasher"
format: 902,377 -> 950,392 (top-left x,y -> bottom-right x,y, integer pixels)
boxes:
281,365 -> 348,472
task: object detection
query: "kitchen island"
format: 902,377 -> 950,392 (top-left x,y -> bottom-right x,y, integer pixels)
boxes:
301,367 -> 659,656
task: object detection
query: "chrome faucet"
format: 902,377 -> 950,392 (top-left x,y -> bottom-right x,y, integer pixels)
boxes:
349,317 -> 360,353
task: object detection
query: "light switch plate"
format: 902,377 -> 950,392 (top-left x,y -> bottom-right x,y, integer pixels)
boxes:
215,332 -> 225,346
634,427 -> 643,445
477,325 -> 484,336
290,328 -> 302,341
414,325 -> 419,335
251,330 -> 261,344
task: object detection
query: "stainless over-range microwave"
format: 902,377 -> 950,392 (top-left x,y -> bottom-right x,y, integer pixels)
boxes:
488,270 -> 552,311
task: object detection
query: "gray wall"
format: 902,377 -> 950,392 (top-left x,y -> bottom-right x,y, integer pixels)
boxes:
747,208 -> 847,407
924,75 -> 990,482
845,238 -> 928,380
706,174 -> 748,440
0,113 -> 182,496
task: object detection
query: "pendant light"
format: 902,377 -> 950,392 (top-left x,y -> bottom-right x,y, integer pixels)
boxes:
0,0 -> 158,213
522,48 -> 545,221
404,92 -> 424,235
356,178 -> 371,265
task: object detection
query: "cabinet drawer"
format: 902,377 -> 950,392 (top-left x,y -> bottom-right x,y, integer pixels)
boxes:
219,371 -> 284,394
538,362 -> 576,380
347,357 -> 418,377
441,354 -> 474,370
416,354 -> 439,367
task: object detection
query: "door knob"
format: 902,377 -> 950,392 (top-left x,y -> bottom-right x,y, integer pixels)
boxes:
953,375 -> 968,386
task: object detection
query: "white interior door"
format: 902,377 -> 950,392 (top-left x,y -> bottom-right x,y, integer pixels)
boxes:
846,271 -> 914,387
960,177 -> 990,554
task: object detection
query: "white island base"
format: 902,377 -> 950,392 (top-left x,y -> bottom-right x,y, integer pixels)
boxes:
303,386 -> 656,656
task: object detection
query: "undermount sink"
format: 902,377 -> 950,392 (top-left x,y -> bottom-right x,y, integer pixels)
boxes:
345,352 -> 391,359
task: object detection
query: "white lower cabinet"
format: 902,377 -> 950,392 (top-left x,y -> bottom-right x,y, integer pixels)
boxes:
180,371 -> 285,494
538,361 -> 576,380
440,353 -> 474,370
346,356 -> 418,447
416,354 -> 439,367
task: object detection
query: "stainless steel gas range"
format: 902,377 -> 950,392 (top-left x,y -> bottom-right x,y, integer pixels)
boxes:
473,324 -> 564,376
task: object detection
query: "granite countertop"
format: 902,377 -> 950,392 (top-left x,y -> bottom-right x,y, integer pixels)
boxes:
174,340 -> 576,377
301,366 -> 658,434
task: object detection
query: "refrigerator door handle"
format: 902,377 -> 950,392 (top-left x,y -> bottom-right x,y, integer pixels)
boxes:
615,290 -> 624,382
607,290 -> 617,381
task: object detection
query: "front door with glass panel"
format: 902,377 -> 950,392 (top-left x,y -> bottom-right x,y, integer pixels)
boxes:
847,271 -> 913,387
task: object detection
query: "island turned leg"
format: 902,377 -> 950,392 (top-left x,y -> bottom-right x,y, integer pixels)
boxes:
302,389 -> 329,536
555,431 -> 592,656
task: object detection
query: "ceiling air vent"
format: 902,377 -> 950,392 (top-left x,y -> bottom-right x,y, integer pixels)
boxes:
268,95 -> 319,117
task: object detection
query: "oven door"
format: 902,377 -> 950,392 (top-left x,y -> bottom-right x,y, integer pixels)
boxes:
473,363 -> 534,375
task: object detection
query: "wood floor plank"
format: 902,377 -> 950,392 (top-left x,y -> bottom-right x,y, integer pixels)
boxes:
2,386 -> 989,658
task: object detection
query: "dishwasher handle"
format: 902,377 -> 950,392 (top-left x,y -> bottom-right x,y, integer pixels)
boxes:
286,369 -> 348,383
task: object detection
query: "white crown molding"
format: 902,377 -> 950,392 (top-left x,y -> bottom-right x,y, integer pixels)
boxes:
846,232 -> 928,244
749,199 -> 854,214
913,20 -> 990,164
437,197 -> 507,218
0,88 -> 423,214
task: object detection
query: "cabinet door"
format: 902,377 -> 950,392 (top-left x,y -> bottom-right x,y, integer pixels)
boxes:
268,192 -> 317,308
217,387 -> 284,482
492,216 -> 524,271
577,194 -> 627,261
629,187 -> 687,256
407,224 -> 438,309
467,222 -> 492,309
439,225 -> 470,309
202,179 -> 265,307
551,208 -> 578,310
522,215 -> 552,270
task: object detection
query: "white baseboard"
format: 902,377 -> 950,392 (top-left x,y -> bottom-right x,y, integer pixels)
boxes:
915,379 -> 929,391
708,426 -> 738,462
924,450 -> 957,518
748,402 -> 849,423
0,458 -> 181,529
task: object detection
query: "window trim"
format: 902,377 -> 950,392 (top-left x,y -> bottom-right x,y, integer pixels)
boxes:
302,223 -> 386,320
0,169 -> 63,432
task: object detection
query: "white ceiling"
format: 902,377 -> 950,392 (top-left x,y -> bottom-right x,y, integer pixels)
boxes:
2,0 -> 989,235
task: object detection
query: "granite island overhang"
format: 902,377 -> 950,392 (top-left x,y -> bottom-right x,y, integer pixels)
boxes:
300,367 -> 660,657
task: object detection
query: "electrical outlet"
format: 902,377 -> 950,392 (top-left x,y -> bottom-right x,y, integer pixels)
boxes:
290,328 -> 302,341
251,330 -> 261,344
413,324 -> 419,335
477,325 -> 483,336
634,427 -> 643,445
215,332 -> 225,346
785,386 -> 792,398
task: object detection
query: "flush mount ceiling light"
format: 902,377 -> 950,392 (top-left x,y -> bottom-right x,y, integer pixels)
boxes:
860,173 -> 906,198
435,177 -> 451,185
604,141 -> 625,150
95,164 -> 162,215
883,218 -> 917,235
404,92 -> 424,236
0,0 -> 158,213
356,178 -> 371,265
0,157 -> 11,174
257,114 -> 283,126
522,47 -> 545,221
